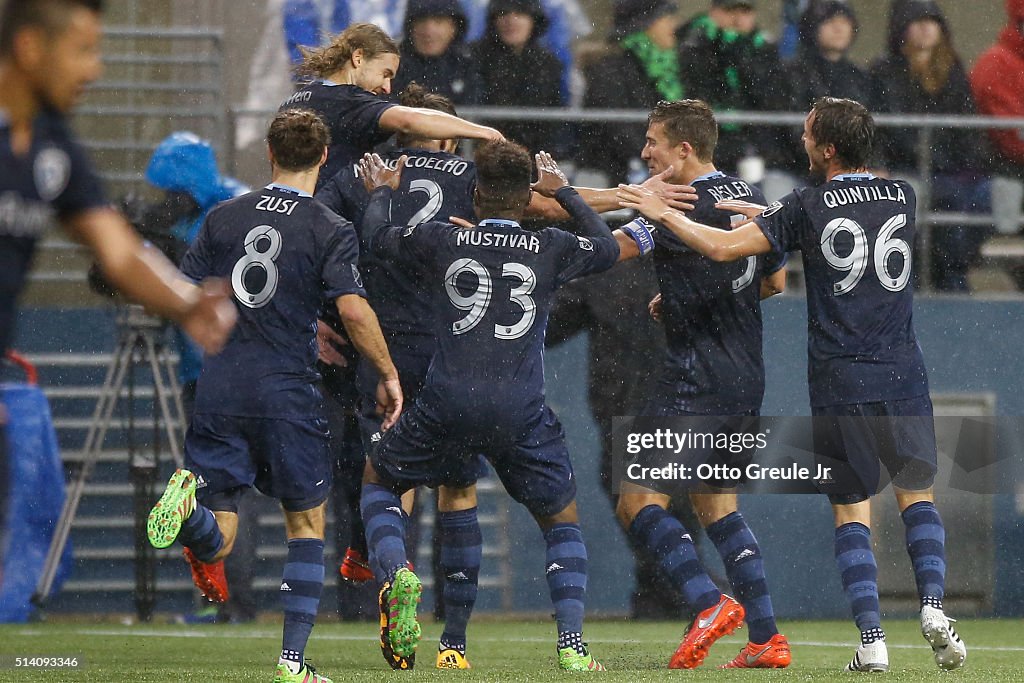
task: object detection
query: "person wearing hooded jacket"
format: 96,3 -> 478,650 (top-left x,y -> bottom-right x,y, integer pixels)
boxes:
778,1 -> 872,178
972,0 -> 1024,178
473,0 -> 565,156
392,0 -> 482,105
870,0 -> 991,292
579,0 -> 682,185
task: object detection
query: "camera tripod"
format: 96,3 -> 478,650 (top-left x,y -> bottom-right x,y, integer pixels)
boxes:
32,306 -> 186,620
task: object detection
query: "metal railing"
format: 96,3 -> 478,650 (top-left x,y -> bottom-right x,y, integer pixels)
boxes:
228,106 -> 1024,293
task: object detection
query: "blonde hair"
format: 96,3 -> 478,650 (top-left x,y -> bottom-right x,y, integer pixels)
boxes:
295,23 -> 400,79
903,33 -> 956,95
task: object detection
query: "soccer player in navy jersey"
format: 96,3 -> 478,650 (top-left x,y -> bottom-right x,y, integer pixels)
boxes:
609,100 -> 791,670
618,96 -> 966,673
283,22 -> 503,192
0,0 -> 235,574
146,110 -> 401,683
357,141 -> 617,672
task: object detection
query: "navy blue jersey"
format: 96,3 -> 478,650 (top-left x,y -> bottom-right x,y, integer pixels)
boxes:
362,185 -> 619,423
755,173 -> 928,407
179,185 -> 365,418
651,171 -> 784,414
0,109 -> 106,354
280,81 -> 396,191
317,148 -> 477,337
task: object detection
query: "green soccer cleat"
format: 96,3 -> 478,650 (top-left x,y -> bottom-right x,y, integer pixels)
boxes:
147,468 -> 196,549
558,645 -> 606,672
272,662 -> 332,683
386,567 -> 423,659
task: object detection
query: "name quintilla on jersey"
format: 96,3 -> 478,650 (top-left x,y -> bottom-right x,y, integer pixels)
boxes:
456,229 -> 541,253
823,183 -> 907,209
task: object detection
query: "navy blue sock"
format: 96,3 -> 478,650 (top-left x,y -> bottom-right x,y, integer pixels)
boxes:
360,483 -> 408,582
543,523 -> 588,653
178,503 -> 223,563
628,505 -> 720,613
901,501 -> 946,610
280,538 -> 325,666
439,507 -> 482,653
835,522 -> 884,642
706,511 -> 778,644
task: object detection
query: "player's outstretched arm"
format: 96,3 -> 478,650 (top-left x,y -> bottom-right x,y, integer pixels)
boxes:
526,163 -> 697,221
617,184 -> 771,262
65,207 -> 236,354
379,106 -> 504,144
335,294 -> 402,429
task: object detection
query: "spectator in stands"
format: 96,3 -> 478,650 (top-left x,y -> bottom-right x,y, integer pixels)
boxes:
676,0 -> 789,176
392,0 -> 481,105
473,0 -> 565,155
871,0 -> 991,291
971,0 -> 1024,178
780,1 -> 871,181
580,0 -> 681,184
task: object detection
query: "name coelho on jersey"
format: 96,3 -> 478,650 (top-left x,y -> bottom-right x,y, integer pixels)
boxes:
353,155 -> 470,178
455,228 -> 541,253
0,192 -> 56,238
823,182 -> 908,209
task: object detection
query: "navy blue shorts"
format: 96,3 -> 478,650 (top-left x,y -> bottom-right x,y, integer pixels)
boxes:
634,402 -> 761,491
356,342 -> 432,454
371,396 -> 573,518
186,413 -> 332,512
812,395 -> 938,505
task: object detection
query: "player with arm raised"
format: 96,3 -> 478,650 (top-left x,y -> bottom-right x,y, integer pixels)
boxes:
607,100 -> 790,670
0,0 -> 235,570
358,141 -> 616,672
618,96 -> 965,673
284,22 -> 503,192
145,110 -> 401,683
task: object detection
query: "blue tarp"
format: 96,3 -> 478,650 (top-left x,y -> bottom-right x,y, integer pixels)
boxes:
0,382 -> 72,622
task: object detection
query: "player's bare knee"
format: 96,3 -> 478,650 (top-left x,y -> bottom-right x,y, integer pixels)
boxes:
894,486 -> 934,512
616,492 -> 668,529
689,491 -> 738,527
832,499 -> 871,528
438,484 -> 477,512
535,500 -> 578,531
284,502 -> 327,540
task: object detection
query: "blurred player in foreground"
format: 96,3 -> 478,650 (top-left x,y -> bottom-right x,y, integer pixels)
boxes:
0,0 -> 235,570
146,110 -> 401,683
614,100 -> 790,670
618,96 -> 966,673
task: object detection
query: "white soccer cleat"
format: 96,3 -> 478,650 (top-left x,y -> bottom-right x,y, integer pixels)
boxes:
845,640 -> 889,673
920,605 -> 966,670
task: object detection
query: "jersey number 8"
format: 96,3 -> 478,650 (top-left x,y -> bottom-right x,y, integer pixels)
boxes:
445,258 -> 537,340
231,225 -> 282,308
820,214 -> 910,295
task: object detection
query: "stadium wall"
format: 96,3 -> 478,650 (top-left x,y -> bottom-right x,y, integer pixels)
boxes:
14,299 -> 1024,618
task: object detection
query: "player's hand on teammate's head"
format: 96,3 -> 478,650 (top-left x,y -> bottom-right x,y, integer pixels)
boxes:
181,278 -> 237,355
648,293 -> 663,323
642,167 -> 698,212
359,152 -> 404,192
449,216 -> 476,229
376,377 -> 403,431
481,126 -> 505,142
316,319 -> 349,367
616,184 -> 669,221
714,199 -> 767,219
531,151 -> 570,198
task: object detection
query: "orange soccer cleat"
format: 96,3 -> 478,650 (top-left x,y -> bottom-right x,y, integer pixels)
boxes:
183,547 -> 229,603
339,547 -> 374,583
668,594 -> 745,669
720,633 -> 792,669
